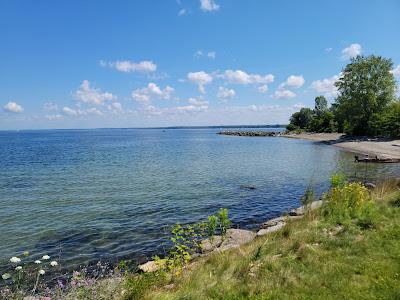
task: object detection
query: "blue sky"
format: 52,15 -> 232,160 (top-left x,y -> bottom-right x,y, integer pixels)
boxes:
1,0 -> 400,129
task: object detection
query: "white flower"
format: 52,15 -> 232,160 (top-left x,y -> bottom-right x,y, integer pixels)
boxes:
15,266 -> 22,271
10,257 -> 21,263
38,269 -> 45,275
34,260 -> 41,264
42,255 -> 50,260
50,261 -> 58,267
2,273 -> 11,280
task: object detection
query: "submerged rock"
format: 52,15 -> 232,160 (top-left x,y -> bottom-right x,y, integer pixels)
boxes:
240,184 -> 257,190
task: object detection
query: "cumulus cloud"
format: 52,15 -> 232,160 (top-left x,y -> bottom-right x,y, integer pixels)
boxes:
207,51 -> 216,59
271,89 -> 296,99
194,50 -> 216,59
281,75 -> 305,89
74,80 -> 116,105
258,85 -> 268,93
100,60 -> 157,73
187,71 -> 213,93
217,86 -> 235,101
325,47 -> 333,52
62,106 -> 103,117
310,74 -> 341,98
222,70 -> 274,85
341,43 -> 362,60
132,83 -> 175,103
107,102 -> 124,113
391,65 -> 400,77
200,0 -> 219,12
3,102 -> 23,113
293,103 -> 306,109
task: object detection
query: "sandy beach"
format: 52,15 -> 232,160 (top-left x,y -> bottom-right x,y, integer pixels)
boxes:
284,133 -> 400,159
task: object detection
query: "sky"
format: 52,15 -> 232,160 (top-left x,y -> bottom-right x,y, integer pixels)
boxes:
1,0 -> 400,130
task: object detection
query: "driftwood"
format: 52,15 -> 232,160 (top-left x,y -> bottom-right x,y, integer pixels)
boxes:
354,155 -> 400,164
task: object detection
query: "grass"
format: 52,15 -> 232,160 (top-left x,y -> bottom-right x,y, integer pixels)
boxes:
141,181 -> 400,300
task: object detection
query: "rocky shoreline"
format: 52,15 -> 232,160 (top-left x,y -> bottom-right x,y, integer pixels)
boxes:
217,131 -> 283,137
138,200 -> 322,273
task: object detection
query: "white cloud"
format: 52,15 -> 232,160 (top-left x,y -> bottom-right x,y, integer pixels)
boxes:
272,89 -> 296,99
178,8 -> 187,16
187,71 -> 213,93
325,47 -> 333,53
43,102 -> 58,111
100,60 -> 157,73
174,105 -> 208,112
293,103 -> 306,109
4,102 -> 23,113
341,43 -> 362,60
281,75 -> 305,89
132,83 -> 175,103
62,106 -> 103,117
207,51 -> 216,59
107,102 -> 124,113
200,0 -> 219,12
217,86 -> 235,101
391,65 -> 400,77
310,74 -> 341,98
45,114 -> 63,120
222,70 -> 274,85
258,85 -> 268,93
62,106 -> 79,116
188,97 -> 209,106
74,80 -> 116,105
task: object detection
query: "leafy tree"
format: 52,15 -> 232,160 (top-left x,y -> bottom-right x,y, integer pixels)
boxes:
334,55 -> 397,135
288,108 -> 313,130
314,96 -> 328,116
368,101 -> 400,137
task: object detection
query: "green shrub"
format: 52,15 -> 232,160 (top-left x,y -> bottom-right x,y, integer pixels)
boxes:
207,215 -> 218,238
217,208 -> 231,237
323,182 -> 376,227
330,172 -> 347,188
300,188 -> 315,208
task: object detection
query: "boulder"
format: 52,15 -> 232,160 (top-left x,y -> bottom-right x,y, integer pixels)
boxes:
200,235 -> 223,253
289,200 -> 323,216
257,221 -> 286,236
217,229 -> 256,251
138,260 -> 160,273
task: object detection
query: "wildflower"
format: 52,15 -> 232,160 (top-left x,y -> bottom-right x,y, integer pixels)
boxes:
39,269 -> 45,275
42,255 -> 50,260
15,266 -> 22,271
50,261 -> 58,267
34,260 -> 42,264
1,273 -> 11,280
10,256 -> 21,263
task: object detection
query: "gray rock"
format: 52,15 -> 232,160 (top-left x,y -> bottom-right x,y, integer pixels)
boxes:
217,229 -> 256,251
200,235 -> 223,253
257,221 -> 286,236
289,200 -> 323,216
364,182 -> 376,190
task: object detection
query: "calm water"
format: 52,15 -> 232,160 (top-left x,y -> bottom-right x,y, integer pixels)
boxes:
0,128 -> 399,269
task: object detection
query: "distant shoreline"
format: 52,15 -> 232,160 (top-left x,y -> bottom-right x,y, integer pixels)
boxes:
218,131 -> 400,160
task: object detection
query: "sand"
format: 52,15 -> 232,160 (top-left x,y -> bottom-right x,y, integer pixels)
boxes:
284,133 -> 400,159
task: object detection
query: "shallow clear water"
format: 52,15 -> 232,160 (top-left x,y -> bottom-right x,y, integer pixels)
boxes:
0,128 -> 399,269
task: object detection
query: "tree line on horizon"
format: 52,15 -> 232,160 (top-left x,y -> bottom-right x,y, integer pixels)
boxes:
287,55 -> 400,137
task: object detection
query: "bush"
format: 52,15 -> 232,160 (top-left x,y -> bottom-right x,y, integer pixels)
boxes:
323,182 -> 376,227
300,188 -> 315,208
330,173 -> 347,188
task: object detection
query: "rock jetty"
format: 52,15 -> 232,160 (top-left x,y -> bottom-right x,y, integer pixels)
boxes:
217,131 -> 282,137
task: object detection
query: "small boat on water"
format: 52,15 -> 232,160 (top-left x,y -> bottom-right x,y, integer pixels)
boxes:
354,155 -> 400,163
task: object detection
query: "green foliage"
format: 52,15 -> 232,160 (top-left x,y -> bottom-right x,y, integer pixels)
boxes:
314,95 -> 328,116
334,55 -> 397,135
300,188 -> 315,208
288,108 -> 314,130
207,215 -> 218,238
124,272 -> 165,300
217,208 -> 231,236
368,101 -> 400,137
323,182 -> 377,227
330,172 -> 347,188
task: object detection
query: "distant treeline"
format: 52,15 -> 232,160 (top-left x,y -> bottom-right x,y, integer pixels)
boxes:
287,55 -> 400,137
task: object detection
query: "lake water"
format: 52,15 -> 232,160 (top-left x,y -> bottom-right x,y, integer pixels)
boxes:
0,128 -> 399,270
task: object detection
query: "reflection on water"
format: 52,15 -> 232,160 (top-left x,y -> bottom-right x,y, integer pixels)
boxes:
0,128 -> 398,269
